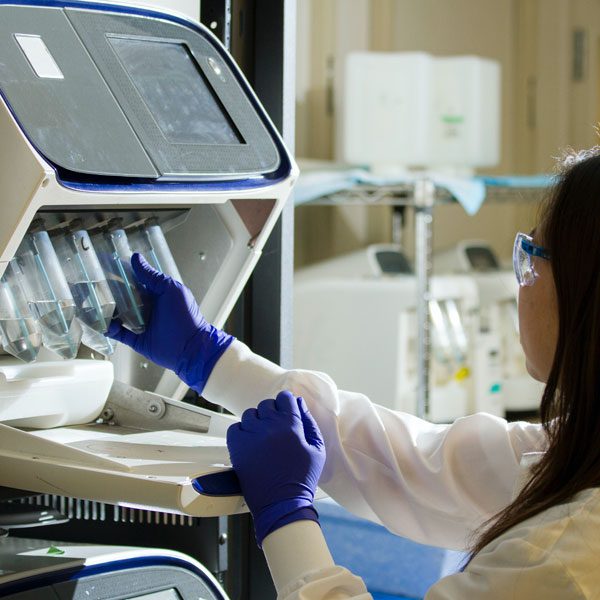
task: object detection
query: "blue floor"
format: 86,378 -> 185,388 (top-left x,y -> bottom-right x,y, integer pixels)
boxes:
317,499 -> 466,600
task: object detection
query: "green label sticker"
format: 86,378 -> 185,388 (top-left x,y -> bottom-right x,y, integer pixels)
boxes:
47,546 -> 65,556
441,115 -> 465,125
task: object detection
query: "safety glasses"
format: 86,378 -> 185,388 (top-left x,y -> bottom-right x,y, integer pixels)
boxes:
513,232 -> 551,287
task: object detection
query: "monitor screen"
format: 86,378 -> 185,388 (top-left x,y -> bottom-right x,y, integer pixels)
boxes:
109,37 -> 244,145
465,246 -> 499,272
375,250 -> 412,274
127,588 -> 181,600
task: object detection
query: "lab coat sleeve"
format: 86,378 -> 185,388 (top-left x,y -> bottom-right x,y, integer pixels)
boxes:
203,340 -> 546,549
425,539 -> 585,599
262,520 -> 372,600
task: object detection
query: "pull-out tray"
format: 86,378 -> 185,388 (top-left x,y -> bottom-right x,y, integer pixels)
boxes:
0,360 -> 245,516
0,409 -> 246,517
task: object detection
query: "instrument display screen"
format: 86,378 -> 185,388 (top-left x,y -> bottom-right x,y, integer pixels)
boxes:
109,37 -> 244,146
465,246 -> 499,272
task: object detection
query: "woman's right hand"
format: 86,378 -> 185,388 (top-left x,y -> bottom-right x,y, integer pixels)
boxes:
107,252 -> 234,393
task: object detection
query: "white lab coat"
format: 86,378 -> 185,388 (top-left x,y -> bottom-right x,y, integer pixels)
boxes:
204,341 -> 600,599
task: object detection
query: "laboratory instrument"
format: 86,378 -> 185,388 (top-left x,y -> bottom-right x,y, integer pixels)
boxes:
340,52 -> 500,173
0,536 -> 228,599
0,0 -> 296,517
294,245 -> 478,422
435,240 -> 544,415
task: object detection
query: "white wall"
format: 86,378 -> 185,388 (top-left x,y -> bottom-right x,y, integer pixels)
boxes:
295,0 -> 600,267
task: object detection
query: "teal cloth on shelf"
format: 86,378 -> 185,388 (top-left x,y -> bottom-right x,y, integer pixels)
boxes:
477,174 -> 556,188
294,168 -> 553,215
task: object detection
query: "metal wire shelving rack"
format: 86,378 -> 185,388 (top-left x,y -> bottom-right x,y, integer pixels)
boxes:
300,178 -> 548,419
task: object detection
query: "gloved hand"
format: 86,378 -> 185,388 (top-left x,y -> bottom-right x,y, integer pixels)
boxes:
107,252 -> 234,393
227,390 -> 326,547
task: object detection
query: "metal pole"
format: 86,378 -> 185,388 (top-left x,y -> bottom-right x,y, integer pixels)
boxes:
200,0 -> 232,49
414,179 -> 435,420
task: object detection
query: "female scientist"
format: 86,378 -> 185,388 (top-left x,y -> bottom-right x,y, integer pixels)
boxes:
108,148 -> 600,599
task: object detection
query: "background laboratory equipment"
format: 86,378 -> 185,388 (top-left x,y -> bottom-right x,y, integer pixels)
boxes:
0,260 -> 42,363
435,240 -> 544,416
340,52 -> 500,173
14,227 -> 80,359
52,223 -> 117,357
294,244 -> 477,422
429,298 -> 470,377
92,220 -> 146,335
129,218 -> 183,282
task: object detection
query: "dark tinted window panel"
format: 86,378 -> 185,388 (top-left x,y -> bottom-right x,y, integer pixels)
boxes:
465,247 -> 499,272
66,8 -> 281,179
109,37 -> 243,146
376,250 -> 413,274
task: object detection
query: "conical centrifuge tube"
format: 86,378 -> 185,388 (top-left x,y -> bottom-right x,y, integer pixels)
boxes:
15,224 -> 80,359
0,260 -> 43,362
92,219 -> 145,334
129,218 -> 183,282
52,223 -> 117,356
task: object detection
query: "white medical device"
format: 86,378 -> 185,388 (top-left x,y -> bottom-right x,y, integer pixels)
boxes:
435,241 -> 544,414
0,0 -> 297,516
0,536 -> 228,599
339,52 -> 501,173
294,245 -> 478,423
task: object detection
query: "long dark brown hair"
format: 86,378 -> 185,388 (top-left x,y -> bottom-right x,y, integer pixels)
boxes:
470,149 -> 600,560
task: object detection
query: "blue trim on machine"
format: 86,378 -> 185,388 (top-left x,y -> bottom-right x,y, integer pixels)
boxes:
0,555 -> 228,599
51,173 -> 289,194
0,0 -> 293,190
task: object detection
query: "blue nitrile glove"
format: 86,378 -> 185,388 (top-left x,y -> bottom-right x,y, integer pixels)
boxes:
106,252 -> 234,393
226,390 -> 326,547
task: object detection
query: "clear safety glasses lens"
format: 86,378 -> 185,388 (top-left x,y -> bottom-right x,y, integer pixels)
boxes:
513,233 -> 537,287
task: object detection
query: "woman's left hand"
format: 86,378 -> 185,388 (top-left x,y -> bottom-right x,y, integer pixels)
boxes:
226,390 -> 326,546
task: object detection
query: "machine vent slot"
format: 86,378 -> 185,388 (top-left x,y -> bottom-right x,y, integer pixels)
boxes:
12,495 -> 197,526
